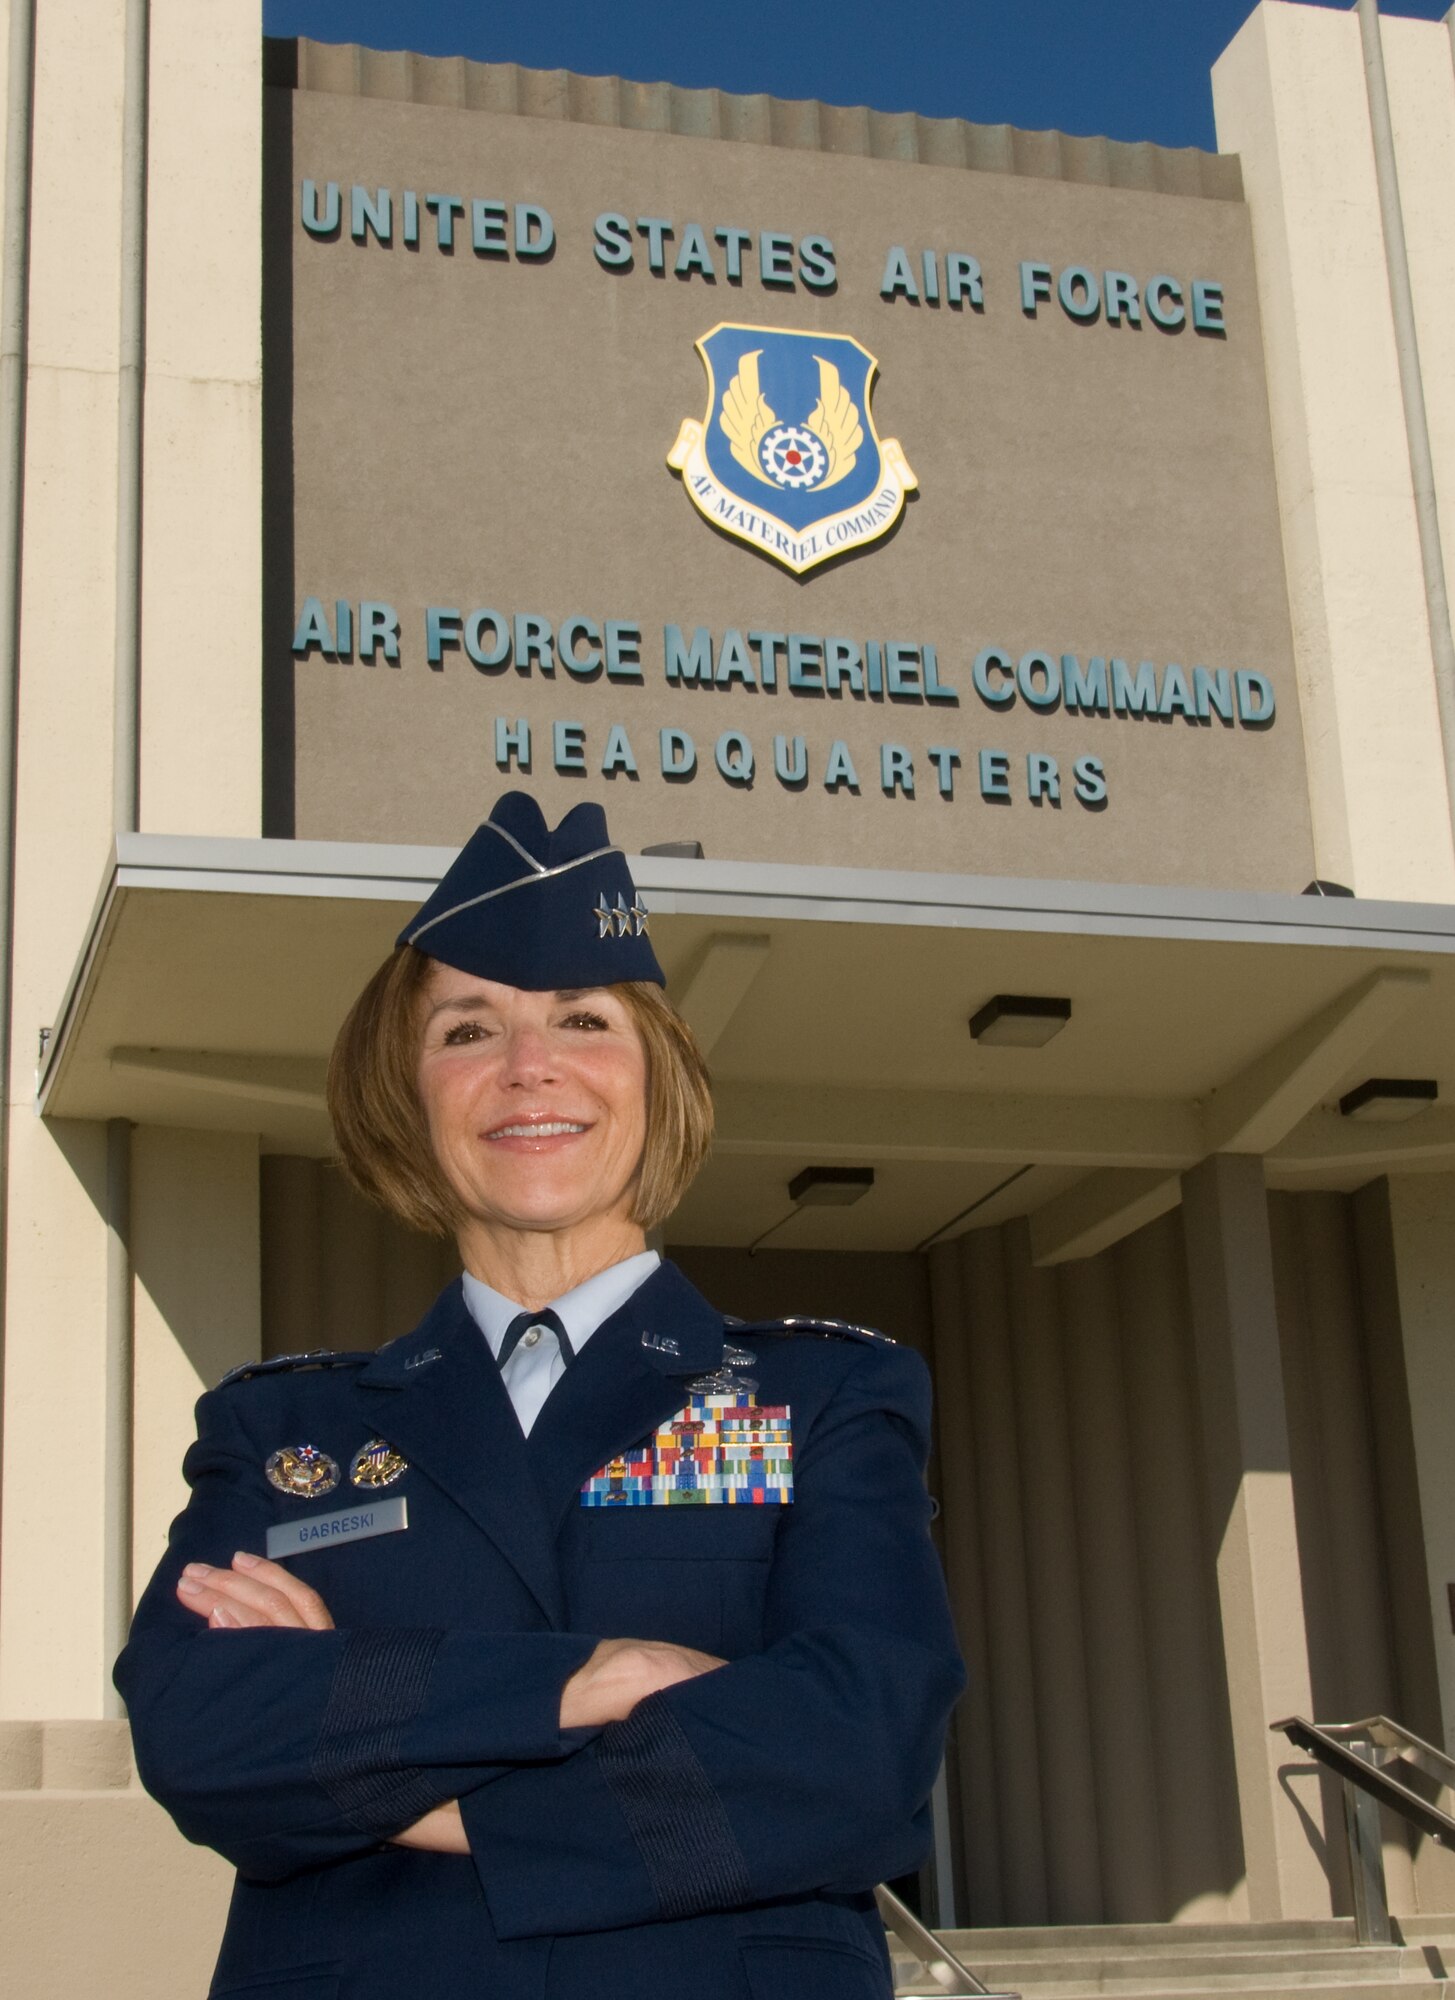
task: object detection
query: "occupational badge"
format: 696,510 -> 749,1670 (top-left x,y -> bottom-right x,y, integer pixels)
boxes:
265,1442 -> 340,1499
666,323 -> 916,575
349,1438 -> 408,1489
686,1342 -> 759,1396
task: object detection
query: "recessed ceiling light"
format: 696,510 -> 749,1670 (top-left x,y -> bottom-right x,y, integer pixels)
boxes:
969,994 -> 1071,1048
1339,1077 -> 1438,1122
787,1166 -> 875,1206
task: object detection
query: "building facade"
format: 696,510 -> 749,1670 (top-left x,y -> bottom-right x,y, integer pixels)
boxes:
4,2 -> 1455,1988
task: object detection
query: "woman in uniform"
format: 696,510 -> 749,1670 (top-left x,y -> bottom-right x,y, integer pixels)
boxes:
116,792 -> 965,2000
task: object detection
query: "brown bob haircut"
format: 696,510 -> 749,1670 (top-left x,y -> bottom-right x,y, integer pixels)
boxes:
326,946 -> 713,1238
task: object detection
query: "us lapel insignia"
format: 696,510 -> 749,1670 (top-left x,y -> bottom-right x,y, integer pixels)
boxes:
265,1442 -> 341,1499
580,1391 -> 793,1508
350,1438 -> 408,1489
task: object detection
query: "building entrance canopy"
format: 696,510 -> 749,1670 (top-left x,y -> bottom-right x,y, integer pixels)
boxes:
38,834 -> 1455,1261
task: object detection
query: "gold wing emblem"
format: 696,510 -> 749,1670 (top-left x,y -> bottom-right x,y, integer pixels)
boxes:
720,350 -> 778,487
806,356 -> 864,490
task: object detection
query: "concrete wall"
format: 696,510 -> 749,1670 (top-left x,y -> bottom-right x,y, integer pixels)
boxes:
272,49 -> 1313,894
0,0 -> 264,1716
0,1721 -> 230,1998
1212,3 -> 1455,901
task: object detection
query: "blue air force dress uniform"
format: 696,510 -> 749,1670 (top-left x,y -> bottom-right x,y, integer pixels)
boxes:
115,795 -> 966,2000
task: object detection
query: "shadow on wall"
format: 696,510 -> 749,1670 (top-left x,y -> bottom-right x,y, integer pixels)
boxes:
260,1155 -> 457,1356
669,1243 -> 934,1360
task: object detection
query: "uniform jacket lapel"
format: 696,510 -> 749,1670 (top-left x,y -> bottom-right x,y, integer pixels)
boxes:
526,1260 -> 727,1532
353,1280 -> 566,1628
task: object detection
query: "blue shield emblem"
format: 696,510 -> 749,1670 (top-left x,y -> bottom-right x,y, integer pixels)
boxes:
667,323 -> 917,575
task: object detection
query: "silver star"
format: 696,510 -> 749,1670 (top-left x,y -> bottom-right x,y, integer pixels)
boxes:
612,893 -> 631,938
594,895 -> 614,940
630,896 -> 650,936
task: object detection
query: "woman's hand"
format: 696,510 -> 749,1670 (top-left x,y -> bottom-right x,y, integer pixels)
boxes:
559,1637 -> 725,1729
176,1551 -> 336,1631
390,1801 -> 469,1854
173,1565 -> 718,1850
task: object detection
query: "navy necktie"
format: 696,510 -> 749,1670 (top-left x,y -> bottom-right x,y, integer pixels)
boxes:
497,1306 -> 573,1368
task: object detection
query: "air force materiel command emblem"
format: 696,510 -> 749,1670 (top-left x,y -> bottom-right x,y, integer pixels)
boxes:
667,323 -> 917,575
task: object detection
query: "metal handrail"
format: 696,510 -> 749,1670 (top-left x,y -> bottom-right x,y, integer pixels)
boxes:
875,1883 -> 1019,1999
1272,1715 -> 1455,1846
1272,1713 -> 1455,1946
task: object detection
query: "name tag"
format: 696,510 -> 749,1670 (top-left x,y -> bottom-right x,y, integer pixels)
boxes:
266,1495 -> 408,1559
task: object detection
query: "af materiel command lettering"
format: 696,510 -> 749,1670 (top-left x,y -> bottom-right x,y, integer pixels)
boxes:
291,600 -> 1282,810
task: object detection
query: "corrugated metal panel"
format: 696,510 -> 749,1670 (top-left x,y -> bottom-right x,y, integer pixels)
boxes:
268,37 -> 1243,203
928,1191 -> 1455,1925
931,1209 -> 1243,1925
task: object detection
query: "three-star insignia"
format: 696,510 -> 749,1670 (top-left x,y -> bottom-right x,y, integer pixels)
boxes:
594,893 -> 650,939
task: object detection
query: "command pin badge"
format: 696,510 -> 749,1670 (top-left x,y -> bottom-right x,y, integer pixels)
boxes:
265,1443 -> 340,1499
350,1438 -> 408,1490
685,1367 -> 757,1395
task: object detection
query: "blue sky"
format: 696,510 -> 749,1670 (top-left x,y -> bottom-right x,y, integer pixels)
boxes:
261,0 -> 1452,151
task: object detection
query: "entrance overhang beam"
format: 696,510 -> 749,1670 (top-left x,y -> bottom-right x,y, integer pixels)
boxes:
1027,965 -> 1434,1264
712,1080 -> 1203,1170
1271,1105 -> 1455,1172
1029,1169 -> 1185,1267
676,933 -> 772,1056
1201,967 -> 1430,1155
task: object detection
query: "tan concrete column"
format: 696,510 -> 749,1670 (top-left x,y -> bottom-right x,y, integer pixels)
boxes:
1376,1174 -> 1455,1751
131,1128 -> 260,1600
1181,1153 -> 1330,1919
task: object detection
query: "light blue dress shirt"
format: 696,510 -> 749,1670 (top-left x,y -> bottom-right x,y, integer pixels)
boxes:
461,1250 -> 661,1436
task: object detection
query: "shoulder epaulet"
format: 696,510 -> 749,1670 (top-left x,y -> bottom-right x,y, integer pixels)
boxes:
214,1349 -> 371,1389
724,1314 -> 896,1347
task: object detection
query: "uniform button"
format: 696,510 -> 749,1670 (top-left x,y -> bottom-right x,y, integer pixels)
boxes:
522,1326 -> 543,1348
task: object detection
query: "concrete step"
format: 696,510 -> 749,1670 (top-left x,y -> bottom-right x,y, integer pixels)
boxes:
891,1984 -> 1443,2000
935,1924 -> 1439,1954
895,1948 -> 1410,1990
886,1919 -> 1455,2000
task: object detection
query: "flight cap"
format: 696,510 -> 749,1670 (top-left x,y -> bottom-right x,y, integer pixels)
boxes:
397,792 -> 665,989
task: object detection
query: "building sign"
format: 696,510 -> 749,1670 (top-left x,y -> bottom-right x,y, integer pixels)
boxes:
269,82 -> 1315,892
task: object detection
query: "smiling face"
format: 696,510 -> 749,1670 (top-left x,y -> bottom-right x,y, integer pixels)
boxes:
415,965 -> 650,1273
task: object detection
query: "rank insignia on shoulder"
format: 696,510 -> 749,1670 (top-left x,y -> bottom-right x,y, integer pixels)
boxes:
266,1443 -> 341,1499
581,1393 -> 793,1508
733,1315 -> 896,1346
216,1349 -> 369,1389
350,1438 -> 408,1489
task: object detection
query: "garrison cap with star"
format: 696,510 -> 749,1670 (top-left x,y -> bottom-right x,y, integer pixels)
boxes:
398,792 -> 664,989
